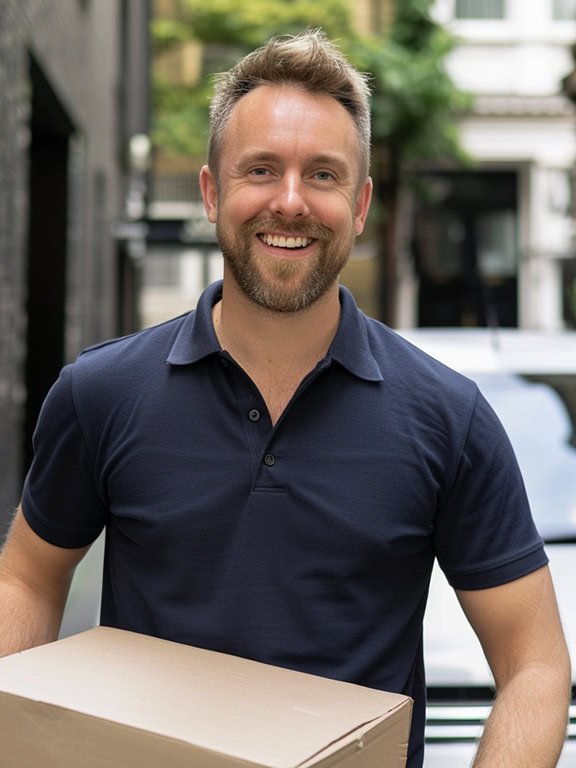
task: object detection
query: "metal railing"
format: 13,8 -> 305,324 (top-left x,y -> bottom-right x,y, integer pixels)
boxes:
426,703 -> 576,742
151,173 -> 202,204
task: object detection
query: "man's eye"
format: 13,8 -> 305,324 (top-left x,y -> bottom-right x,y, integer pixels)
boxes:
314,171 -> 334,181
250,168 -> 269,176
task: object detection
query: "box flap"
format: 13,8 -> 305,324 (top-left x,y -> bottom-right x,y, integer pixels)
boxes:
0,628 -> 410,768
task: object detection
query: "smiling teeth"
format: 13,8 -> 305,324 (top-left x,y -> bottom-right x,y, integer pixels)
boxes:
262,234 -> 312,248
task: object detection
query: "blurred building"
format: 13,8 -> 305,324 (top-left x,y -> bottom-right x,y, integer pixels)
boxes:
353,0 -> 395,36
0,0 -> 150,534
400,0 -> 576,329
147,1 -> 576,331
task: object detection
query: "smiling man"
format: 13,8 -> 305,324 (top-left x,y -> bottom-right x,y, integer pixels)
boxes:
202,84 -> 370,317
0,31 -> 571,768
199,77 -> 371,423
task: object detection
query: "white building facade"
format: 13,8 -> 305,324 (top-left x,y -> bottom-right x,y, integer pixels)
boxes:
400,0 -> 576,329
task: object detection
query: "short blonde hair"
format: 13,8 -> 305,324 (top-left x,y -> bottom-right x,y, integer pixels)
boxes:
208,30 -> 371,179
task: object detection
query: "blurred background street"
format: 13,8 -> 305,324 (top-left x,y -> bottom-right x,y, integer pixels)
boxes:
2,0 -> 576,537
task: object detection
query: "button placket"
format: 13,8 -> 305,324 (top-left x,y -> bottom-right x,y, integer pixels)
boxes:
253,447 -> 284,490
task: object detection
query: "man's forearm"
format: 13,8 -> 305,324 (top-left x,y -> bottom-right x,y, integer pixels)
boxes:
473,663 -> 571,767
0,580 -> 62,658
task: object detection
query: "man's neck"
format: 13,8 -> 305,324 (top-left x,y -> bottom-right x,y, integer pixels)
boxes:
212,277 -> 341,374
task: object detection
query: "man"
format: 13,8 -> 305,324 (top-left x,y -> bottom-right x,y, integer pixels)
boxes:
0,31 -> 570,768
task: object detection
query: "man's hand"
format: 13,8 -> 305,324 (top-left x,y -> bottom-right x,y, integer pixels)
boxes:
456,566 -> 571,767
0,506 -> 90,657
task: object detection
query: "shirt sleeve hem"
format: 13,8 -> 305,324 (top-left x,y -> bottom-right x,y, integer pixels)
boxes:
444,545 -> 549,591
21,492 -> 102,549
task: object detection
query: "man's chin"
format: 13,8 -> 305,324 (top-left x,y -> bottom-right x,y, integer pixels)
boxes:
241,280 -> 325,314
219,231 -> 352,313
226,255 -> 320,313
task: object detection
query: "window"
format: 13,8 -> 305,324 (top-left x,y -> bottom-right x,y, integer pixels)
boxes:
142,250 -> 182,289
455,0 -> 505,19
554,0 -> 576,20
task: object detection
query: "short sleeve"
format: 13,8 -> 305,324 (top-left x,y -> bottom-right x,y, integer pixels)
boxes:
434,386 -> 548,590
21,364 -> 107,548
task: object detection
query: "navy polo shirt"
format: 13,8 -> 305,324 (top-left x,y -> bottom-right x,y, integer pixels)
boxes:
22,280 -> 547,768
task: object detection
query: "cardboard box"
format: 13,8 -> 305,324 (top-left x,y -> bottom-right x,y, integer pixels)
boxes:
0,627 -> 412,768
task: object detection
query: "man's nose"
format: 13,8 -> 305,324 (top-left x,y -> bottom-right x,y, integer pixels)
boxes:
267,172 -> 310,219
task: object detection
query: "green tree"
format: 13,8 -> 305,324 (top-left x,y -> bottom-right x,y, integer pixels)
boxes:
349,0 -> 471,323
151,0 -> 470,323
168,0 -> 352,46
151,0 -> 353,157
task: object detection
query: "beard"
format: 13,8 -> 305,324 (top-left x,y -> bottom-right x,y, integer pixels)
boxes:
215,215 -> 356,313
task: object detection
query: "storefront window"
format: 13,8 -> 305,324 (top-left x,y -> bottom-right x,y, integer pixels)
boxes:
455,0 -> 505,19
554,0 -> 576,20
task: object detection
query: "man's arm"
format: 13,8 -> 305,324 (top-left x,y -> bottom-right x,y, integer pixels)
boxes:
456,566 -> 571,767
0,506 -> 90,658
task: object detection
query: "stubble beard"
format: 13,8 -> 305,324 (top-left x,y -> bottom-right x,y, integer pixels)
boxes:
216,216 -> 356,314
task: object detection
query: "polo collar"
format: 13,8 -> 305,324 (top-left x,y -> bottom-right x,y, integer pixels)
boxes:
167,280 -> 384,382
328,284 -> 383,382
166,281 -> 223,365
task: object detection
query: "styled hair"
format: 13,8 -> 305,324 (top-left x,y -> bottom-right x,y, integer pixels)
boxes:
208,29 -> 372,179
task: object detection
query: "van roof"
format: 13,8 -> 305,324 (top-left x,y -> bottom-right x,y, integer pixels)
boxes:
396,329 -> 576,375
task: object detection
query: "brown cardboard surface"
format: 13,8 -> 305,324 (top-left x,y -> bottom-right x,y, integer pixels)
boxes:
0,627 -> 412,768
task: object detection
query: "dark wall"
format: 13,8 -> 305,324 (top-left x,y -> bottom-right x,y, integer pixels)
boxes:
0,0 -> 149,535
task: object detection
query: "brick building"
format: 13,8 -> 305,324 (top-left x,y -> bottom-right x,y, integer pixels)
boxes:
0,0 -> 150,535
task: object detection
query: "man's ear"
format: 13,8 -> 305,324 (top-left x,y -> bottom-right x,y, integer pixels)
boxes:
354,177 -> 373,236
200,165 -> 218,223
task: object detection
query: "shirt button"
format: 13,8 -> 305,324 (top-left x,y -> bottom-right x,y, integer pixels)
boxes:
263,453 -> 276,467
248,409 -> 261,422
219,357 -> 229,368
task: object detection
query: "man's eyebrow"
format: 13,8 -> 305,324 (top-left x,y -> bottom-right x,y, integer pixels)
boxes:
236,151 -> 282,167
309,154 -> 351,177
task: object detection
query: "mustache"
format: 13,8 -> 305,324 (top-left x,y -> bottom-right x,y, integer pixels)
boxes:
241,217 -> 333,241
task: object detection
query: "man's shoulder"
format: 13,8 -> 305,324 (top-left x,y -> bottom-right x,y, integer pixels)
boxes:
66,313 -> 194,407
76,313 -> 191,370
364,315 -> 477,395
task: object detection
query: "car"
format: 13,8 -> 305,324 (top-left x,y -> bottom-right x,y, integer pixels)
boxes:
396,329 -> 576,767
59,327 -> 576,766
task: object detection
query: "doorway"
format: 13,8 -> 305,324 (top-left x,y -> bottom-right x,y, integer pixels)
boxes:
23,56 -> 75,476
414,171 -> 519,327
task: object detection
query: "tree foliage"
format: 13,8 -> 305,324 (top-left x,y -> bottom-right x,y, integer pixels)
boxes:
352,9 -> 471,166
153,75 -> 213,158
175,0 -> 352,46
151,0 -> 470,167
151,0 -> 354,158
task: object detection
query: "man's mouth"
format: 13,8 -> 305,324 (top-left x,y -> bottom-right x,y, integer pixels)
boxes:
257,233 -> 315,250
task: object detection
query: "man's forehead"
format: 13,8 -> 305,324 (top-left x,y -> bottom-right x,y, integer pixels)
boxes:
223,84 -> 361,165
229,83 -> 352,122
